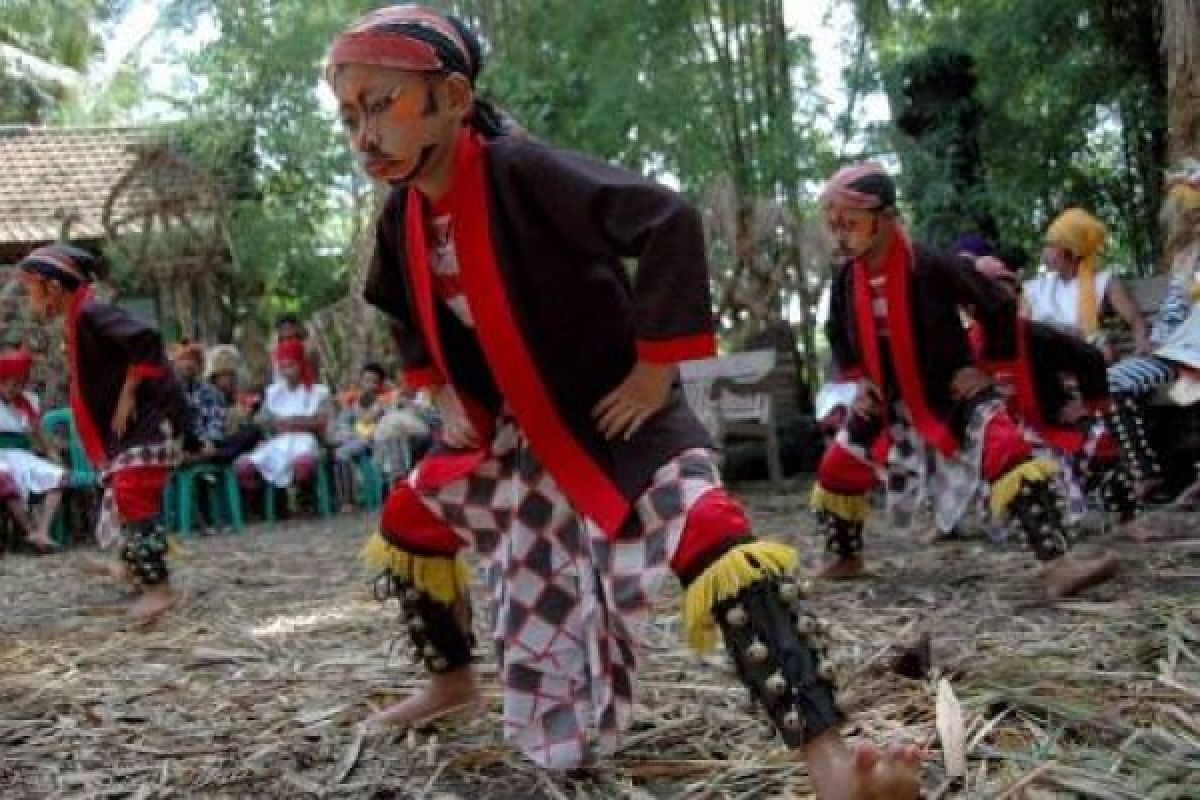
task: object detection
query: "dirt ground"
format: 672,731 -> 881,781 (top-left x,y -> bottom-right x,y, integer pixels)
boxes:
1,483 -> 1198,799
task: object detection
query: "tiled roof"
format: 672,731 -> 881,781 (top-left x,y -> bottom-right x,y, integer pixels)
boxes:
0,125 -> 165,245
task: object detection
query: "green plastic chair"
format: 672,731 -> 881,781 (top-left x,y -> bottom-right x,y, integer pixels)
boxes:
264,456 -> 334,522
164,462 -> 245,537
351,452 -> 385,510
40,409 -> 101,547
41,409 -> 99,486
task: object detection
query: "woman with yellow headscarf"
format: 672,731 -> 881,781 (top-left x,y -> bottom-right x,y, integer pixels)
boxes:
1025,208 -> 1151,355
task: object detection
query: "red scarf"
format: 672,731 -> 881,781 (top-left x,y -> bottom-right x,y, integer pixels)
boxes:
273,338 -> 315,387
852,229 -> 958,456
403,131 -> 497,446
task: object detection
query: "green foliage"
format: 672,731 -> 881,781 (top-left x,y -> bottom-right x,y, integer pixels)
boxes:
159,0 -> 372,326
0,0 -> 130,123
852,0 -> 1167,274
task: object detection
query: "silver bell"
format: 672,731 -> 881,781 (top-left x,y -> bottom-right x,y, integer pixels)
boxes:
404,588 -> 420,604
423,644 -> 438,658
747,640 -> 769,663
765,671 -> 788,695
819,661 -> 837,683
779,581 -> 800,602
782,710 -> 805,732
409,618 -> 425,632
725,606 -> 748,627
795,616 -> 816,635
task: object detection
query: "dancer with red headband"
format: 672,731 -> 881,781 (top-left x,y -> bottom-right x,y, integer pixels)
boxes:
17,244 -> 186,624
813,163 -> 1119,598
0,348 -> 68,552
327,6 -> 921,796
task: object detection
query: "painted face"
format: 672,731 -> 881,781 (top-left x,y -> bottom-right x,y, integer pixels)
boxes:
21,275 -> 64,322
823,206 -> 887,262
333,63 -> 462,186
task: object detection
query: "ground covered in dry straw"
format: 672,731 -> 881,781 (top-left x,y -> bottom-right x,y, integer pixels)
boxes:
2,485 -> 1198,799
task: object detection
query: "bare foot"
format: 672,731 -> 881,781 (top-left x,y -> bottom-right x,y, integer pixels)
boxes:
816,556 -> 866,580
1134,478 -> 1162,502
81,554 -> 133,584
1120,518 -> 1160,543
1041,551 -> 1120,599
25,531 -> 59,553
804,731 -> 922,800
128,584 -> 176,627
363,667 -> 481,730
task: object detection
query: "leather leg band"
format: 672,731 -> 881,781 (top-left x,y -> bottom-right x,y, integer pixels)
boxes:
1100,466 -> 1140,523
376,571 -> 474,674
817,510 -> 864,560
1008,478 -> 1070,562
1106,397 -> 1161,485
119,521 -> 169,587
714,576 -> 843,747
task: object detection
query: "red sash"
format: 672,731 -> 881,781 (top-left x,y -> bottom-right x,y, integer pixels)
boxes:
851,230 -> 958,456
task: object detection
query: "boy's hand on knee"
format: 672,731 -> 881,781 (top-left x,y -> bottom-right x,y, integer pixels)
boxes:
593,361 -> 672,441
431,385 -> 479,449
951,367 -> 992,401
852,380 -> 881,416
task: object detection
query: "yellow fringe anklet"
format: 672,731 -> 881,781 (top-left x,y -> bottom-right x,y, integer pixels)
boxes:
990,457 -> 1059,518
682,540 -> 798,653
360,531 -> 469,607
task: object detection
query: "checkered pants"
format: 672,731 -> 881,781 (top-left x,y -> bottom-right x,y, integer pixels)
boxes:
838,399 -> 1003,535
404,418 -> 721,769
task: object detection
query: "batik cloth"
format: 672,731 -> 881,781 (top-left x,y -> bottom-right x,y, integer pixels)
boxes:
401,415 -> 720,768
880,399 -> 999,535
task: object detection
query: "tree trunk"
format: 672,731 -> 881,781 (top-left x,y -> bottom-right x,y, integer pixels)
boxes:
1164,0 -> 1200,162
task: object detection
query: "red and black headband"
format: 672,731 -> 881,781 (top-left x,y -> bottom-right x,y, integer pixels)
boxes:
17,244 -> 101,290
326,4 -> 509,139
820,162 -> 897,211
327,5 -> 478,83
